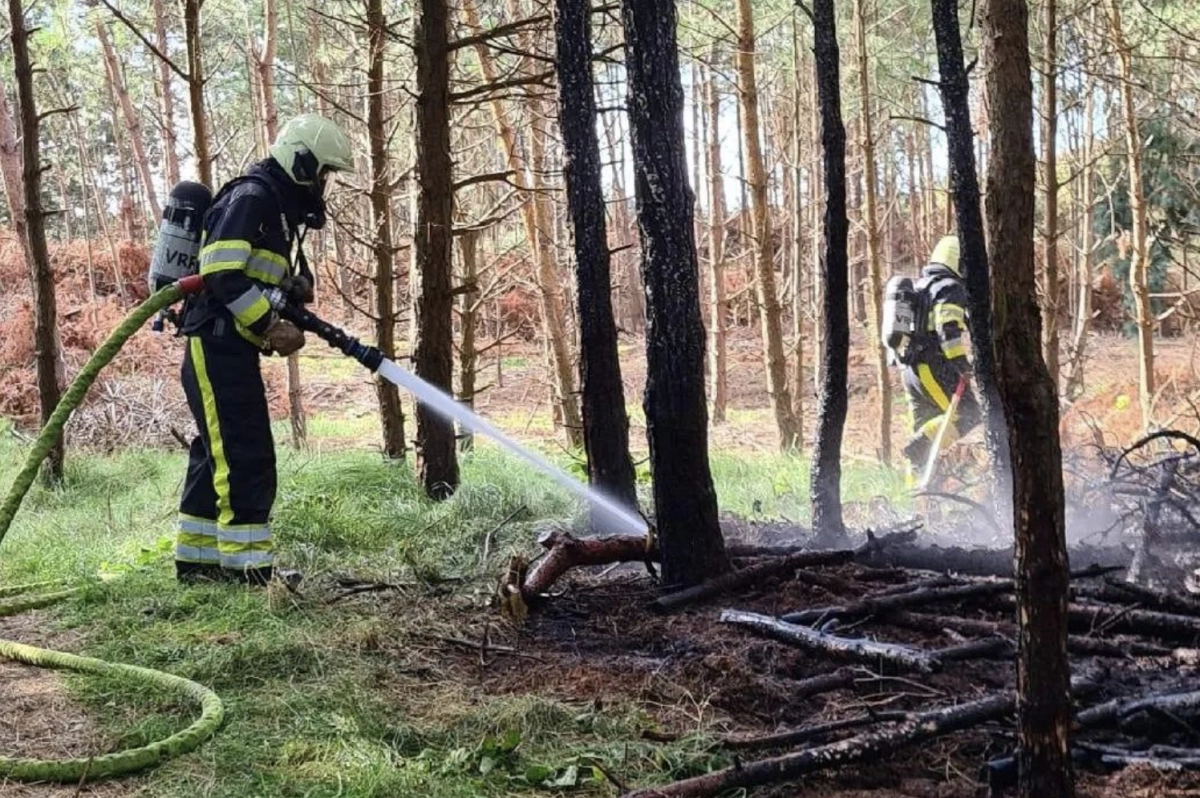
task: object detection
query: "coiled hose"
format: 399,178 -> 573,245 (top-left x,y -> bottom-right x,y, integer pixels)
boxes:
0,277 -> 226,783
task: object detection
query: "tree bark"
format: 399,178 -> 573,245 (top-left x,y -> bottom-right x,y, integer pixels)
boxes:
96,20 -> 161,223
555,0 -> 638,515
735,0 -> 801,450
183,0 -> 210,187
1039,0 -> 1060,390
457,225 -> 479,451
982,0 -> 1074,794
1107,0 -> 1154,431
930,0 -> 1011,491
810,0 -> 850,543
622,0 -> 730,587
152,0 -> 180,187
1064,67 -> 1095,400
366,0 -> 406,459
790,13 -> 806,446
413,0 -> 459,499
7,0 -> 64,482
705,56 -> 729,425
853,0 -> 891,464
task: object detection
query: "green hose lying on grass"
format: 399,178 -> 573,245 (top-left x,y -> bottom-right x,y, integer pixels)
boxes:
0,276 -> 226,783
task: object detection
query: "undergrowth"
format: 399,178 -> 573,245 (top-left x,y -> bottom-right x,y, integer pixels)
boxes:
0,417 -> 903,797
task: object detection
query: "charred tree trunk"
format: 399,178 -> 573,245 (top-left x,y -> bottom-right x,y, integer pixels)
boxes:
930,0 -> 1010,488
8,0 -> 64,482
705,57 -> 729,425
1107,0 -> 1153,431
152,0 -> 180,187
457,225 -> 479,451
736,0 -> 801,451
554,0 -> 638,515
853,0 -> 891,464
183,0 -> 210,187
413,0 -> 459,499
1039,0 -> 1060,390
622,0 -> 730,587
368,0 -> 406,459
810,0 -> 850,543
982,0 -> 1074,794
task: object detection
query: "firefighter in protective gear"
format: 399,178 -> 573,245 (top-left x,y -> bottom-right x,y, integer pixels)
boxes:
175,114 -> 354,585
899,235 -> 982,483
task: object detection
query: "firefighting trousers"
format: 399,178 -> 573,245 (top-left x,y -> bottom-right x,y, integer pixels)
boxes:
901,359 -> 982,450
176,332 -> 276,572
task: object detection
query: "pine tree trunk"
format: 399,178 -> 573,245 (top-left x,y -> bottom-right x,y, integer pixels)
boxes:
790,13 -> 806,443
810,0 -> 850,543
808,67 -> 824,397
368,0 -> 406,459
931,0 -> 1010,487
1039,0 -> 1060,391
622,0 -> 730,587
7,0 -> 64,482
461,0 -> 583,448
555,0 -> 638,515
183,0 -> 210,187
457,225 -> 479,452
705,58 -> 729,425
413,0 -> 459,499
735,0 -> 801,451
1064,67 -> 1096,400
853,0 -> 891,465
96,20 -> 161,223
152,0 -> 180,187
982,0 -> 1073,794
1107,0 -> 1154,431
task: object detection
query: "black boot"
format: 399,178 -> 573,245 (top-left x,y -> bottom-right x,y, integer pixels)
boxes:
176,561 -> 227,584
229,566 -> 303,589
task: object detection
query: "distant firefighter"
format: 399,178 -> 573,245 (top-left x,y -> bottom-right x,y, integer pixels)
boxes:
880,235 -> 981,484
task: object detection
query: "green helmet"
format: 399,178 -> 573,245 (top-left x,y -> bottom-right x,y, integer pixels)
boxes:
930,235 -> 961,277
269,114 -> 354,186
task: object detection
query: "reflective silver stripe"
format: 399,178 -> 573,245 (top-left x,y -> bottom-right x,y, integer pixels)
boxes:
219,526 -> 272,544
176,544 -> 221,563
226,288 -> 266,318
179,518 -> 218,535
220,550 -> 274,569
199,243 -> 251,268
245,254 -> 288,283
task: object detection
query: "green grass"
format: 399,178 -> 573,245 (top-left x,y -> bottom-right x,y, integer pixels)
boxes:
0,420 -> 903,797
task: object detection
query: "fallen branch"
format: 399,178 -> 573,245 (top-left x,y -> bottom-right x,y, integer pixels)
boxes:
1077,688 -> 1200,729
1097,578 -> 1200,617
651,550 -> 855,613
722,710 -> 908,751
857,542 -> 1130,578
620,693 -> 1015,798
521,530 -> 656,598
720,610 -> 943,673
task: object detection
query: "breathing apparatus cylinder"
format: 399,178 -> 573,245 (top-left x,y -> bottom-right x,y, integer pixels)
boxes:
882,275 -> 919,365
148,181 -> 212,331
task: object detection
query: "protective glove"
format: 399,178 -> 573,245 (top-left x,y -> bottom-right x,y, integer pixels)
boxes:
280,275 -> 314,305
261,314 -> 306,357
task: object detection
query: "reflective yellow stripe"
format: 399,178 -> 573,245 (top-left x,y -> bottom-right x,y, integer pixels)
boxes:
933,304 -> 966,326
227,289 -> 271,328
191,337 -> 235,527
200,260 -> 248,276
200,239 -> 252,258
917,363 -> 951,411
942,341 -> 966,359
245,249 -> 289,285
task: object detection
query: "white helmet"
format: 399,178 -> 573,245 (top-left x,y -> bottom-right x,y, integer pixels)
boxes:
269,114 -> 354,186
930,235 -> 962,277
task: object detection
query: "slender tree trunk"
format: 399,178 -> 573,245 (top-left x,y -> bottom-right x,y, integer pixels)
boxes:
555,0 -> 638,515
413,0 -> 459,499
1107,0 -> 1154,431
96,21 -> 161,223
462,0 -> 583,448
931,0 -> 1010,486
706,58 -> 729,424
790,13 -> 806,442
622,0 -> 730,587
853,0 -> 891,464
183,0 -> 210,186
1039,0 -> 1060,390
735,0 -> 801,450
457,225 -> 479,452
368,0 -> 406,458
808,66 -> 823,396
1064,72 -> 1096,400
810,0 -> 850,543
982,0 -> 1073,794
7,0 -> 64,481
153,0 -> 180,187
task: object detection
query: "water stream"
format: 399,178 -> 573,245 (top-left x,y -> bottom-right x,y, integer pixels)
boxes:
376,359 -> 648,536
